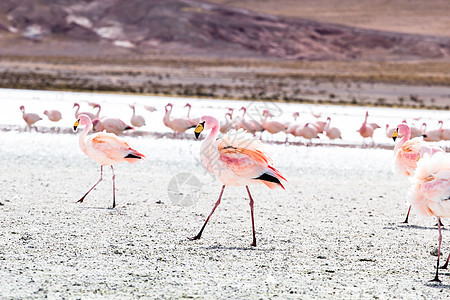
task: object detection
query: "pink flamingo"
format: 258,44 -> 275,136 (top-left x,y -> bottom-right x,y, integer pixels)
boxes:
73,102 -> 100,120
295,123 -> 319,145
324,117 -> 342,140
236,107 -> 263,135
43,110 -> 62,122
438,120 -> 450,141
392,123 -> 444,223
185,103 -> 200,126
163,103 -> 195,134
20,105 -> 41,128
357,111 -> 379,145
129,104 -> 146,127
261,110 -> 286,134
191,116 -> 286,246
73,115 -> 145,208
92,118 -> 134,135
220,112 -> 234,134
401,120 -> 422,138
422,122 -> 441,142
409,151 -> 450,282
144,105 -> 157,112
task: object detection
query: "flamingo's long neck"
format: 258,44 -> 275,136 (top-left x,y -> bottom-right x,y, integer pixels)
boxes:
325,119 -> 331,131
163,107 -> 172,126
186,106 -> 191,119
201,122 -> 219,170
74,105 -> 80,118
95,106 -> 101,118
394,127 -> 411,152
79,121 -> 92,156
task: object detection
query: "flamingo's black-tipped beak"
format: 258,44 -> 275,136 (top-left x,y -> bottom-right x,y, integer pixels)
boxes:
194,122 -> 205,139
73,119 -> 80,131
392,129 -> 398,141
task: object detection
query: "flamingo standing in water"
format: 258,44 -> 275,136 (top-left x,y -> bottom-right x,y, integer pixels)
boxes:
92,118 -> 134,135
220,112 -> 234,134
129,104 -> 146,127
191,116 -> 286,246
357,111 -> 380,146
73,114 -> 145,208
20,106 -> 41,129
236,107 -> 263,135
43,110 -> 62,122
324,117 -> 342,140
261,110 -> 286,134
409,151 -> 450,282
295,123 -> 320,145
163,103 -> 195,135
392,123 -> 444,223
185,103 -> 200,126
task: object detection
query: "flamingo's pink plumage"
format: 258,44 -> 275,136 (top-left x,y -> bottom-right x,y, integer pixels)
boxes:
74,114 -> 145,208
20,105 -> 41,127
190,116 -> 286,246
43,110 -> 62,122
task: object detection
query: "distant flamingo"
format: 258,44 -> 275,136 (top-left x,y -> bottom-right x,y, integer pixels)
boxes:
261,110 -> 286,134
73,102 -> 97,120
392,123 -> 444,223
324,117 -> 342,140
191,116 -> 286,246
129,104 -> 146,127
185,103 -> 200,126
295,123 -> 319,145
92,118 -> 134,135
409,151 -> 450,282
163,103 -> 195,135
43,110 -> 62,122
144,105 -> 157,112
220,112 -> 234,134
236,107 -> 263,135
438,120 -> 450,141
73,114 -> 145,208
357,111 -> 379,145
20,105 -> 41,128
385,124 -> 396,139
422,122 -> 441,142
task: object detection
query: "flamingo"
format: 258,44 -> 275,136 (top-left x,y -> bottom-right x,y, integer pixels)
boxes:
73,102 -> 97,120
422,122 -> 441,142
401,120 -> 422,138
261,110 -> 286,134
20,106 -> 41,128
163,103 -> 195,135
144,105 -> 157,112
220,112 -> 234,134
357,111 -> 379,145
295,123 -> 319,145
409,151 -> 450,282
385,124 -> 396,139
324,117 -> 342,140
73,114 -> 145,208
438,120 -> 450,141
92,118 -> 134,135
43,110 -> 62,122
129,104 -> 146,127
236,107 -> 263,135
185,103 -> 200,126
191,116 -> 286,246
392,123 -> 444,223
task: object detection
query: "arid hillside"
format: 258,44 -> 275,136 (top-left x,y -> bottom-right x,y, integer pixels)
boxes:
0,0 -> 449,60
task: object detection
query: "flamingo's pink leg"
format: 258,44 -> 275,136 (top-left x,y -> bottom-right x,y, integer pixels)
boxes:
78,166 -> 103,203
403,205 -> 412,223
111,165 -> 116,209
246,186 -> 257,247
189,185 -> 225,241
440,253 -> 450,269
431,217 -> 442,282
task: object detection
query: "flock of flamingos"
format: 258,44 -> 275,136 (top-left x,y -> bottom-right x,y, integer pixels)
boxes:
17,101 -> 450,282
18,102 -> 450,144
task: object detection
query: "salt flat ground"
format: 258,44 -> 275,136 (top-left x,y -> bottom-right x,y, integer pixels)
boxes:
1,89 -> 450,298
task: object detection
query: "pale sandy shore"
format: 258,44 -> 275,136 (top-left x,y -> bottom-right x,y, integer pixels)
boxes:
0,131 -> 449,298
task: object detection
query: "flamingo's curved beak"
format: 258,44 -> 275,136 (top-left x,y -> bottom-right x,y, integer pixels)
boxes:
194,122 -> 205,139
392,129 -> 398,141
73,119 -> 80,131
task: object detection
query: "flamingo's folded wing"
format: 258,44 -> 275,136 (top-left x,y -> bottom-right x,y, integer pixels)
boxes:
90,133 -> 133,160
